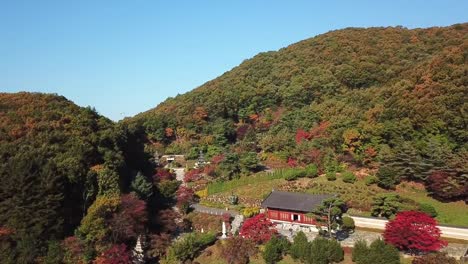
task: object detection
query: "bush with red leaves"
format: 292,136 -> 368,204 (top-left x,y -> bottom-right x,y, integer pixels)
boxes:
426,171 -> 466,201
383,211 -> 447,254
295,129 -> 310,144
93,244 -> 131,264
239,213 -> 276,244
287,158 -> 298,168
176,186 -> 195,213
211,154 -> 225,165
153,168 -> 175,182
62,236 -> 86,264
184,169 -> 202,183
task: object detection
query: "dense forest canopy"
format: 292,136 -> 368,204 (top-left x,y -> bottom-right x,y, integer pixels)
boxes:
0,92 -> 155,262
130,24 -> 467,197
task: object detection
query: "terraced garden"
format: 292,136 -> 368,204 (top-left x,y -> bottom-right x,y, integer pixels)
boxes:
202,170 -> 468,226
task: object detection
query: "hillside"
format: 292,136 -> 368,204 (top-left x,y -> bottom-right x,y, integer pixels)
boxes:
131,24 -> 467,200
0,92 -> 154,261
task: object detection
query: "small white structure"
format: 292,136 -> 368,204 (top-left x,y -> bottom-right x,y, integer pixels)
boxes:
132,235 -> 144,264
221,222 -> 227,239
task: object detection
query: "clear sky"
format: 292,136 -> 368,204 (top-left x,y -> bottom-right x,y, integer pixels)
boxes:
1,1 -> 467,120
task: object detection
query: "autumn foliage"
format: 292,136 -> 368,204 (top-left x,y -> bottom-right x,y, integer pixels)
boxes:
153,168 -> 175,182
295,129 -> 310,144
383,211 -> 447,253
221,236 -> 258,264
93,244 -> 131,264
184,169 -> 202,183
426,171 -> 466,201
109,194 -> 147,242
239,213 -> 276,244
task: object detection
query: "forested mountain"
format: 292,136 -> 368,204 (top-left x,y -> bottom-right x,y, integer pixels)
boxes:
0,93 -> 154,262
1,23 -> 467,263
131,24 -> 467,198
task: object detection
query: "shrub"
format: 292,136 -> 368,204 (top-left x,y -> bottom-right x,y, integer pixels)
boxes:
284,172 -> 298,181
305,164 -> 318,178
341,216 -> 355,232
290,231 -> 309,261
306,237 -> 344,264
352,239 -> 400,264
376,166 -> 399,189
262,236 -> 290,264
352,239 -> 368,263
195,188 -> 208,199
412,252 -> 457,264
326,171 -> 337,181
418,203 -> 437,217
426,170 -> 466,201
221,236 -> 258,264
284,168 -> 307,181
371,193 -> 402,218
364,175 -> 378,186
241,207 -> 260,218
342,171 -> 357,183
169,232 -> 216,262
367,239 -> 400,264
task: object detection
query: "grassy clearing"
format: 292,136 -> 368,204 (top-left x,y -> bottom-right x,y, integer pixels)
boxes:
396,184 -> 468,227
207,169 -> 298,195
205,171 -> 468,226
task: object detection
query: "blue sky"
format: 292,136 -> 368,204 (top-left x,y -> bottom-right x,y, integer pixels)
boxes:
1,1 -> 467,120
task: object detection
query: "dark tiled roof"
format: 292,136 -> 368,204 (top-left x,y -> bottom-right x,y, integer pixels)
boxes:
261,191 -> 333,213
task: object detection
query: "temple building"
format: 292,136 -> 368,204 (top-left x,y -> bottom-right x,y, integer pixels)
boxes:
261,191 -> 332,231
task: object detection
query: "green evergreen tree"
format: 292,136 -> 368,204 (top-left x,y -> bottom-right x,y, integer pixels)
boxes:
312,197 -> 345,238
376,166 -> 399,189
365,239 -> 400,264
97,166 -> 120,196
306,237 -> 344,264
130,172 -> 153,200
290,231 -> 309,261
371,193 -> 402,218
262,236 -> 282,264
352,240 -> 368,263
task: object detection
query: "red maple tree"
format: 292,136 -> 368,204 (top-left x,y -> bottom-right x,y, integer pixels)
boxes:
176,186 -> 195,213
110,194 -> 147,243
239,213 -> 276,244
153,168 -> 175,182
94,244 -> 131,264
383,211 -> 447,254
426,171 -> 466,201
184,169 -> 202,183
295,129 -> 310,144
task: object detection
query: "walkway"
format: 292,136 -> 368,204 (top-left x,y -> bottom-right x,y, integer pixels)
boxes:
173,168 -> 185,184
190,204 -> 239,217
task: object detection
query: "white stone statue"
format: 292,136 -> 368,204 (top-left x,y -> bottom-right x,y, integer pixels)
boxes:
221,221 -> 227,239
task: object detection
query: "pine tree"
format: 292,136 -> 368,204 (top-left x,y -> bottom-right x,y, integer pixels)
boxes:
262,236 -> 282,264
352,240 -> 368,263
130,172 -> 153,200
290,231 -> 309,261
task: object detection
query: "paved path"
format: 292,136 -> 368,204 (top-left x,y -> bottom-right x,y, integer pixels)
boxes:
190,204 -> 239,217
173,168 -> 185,183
